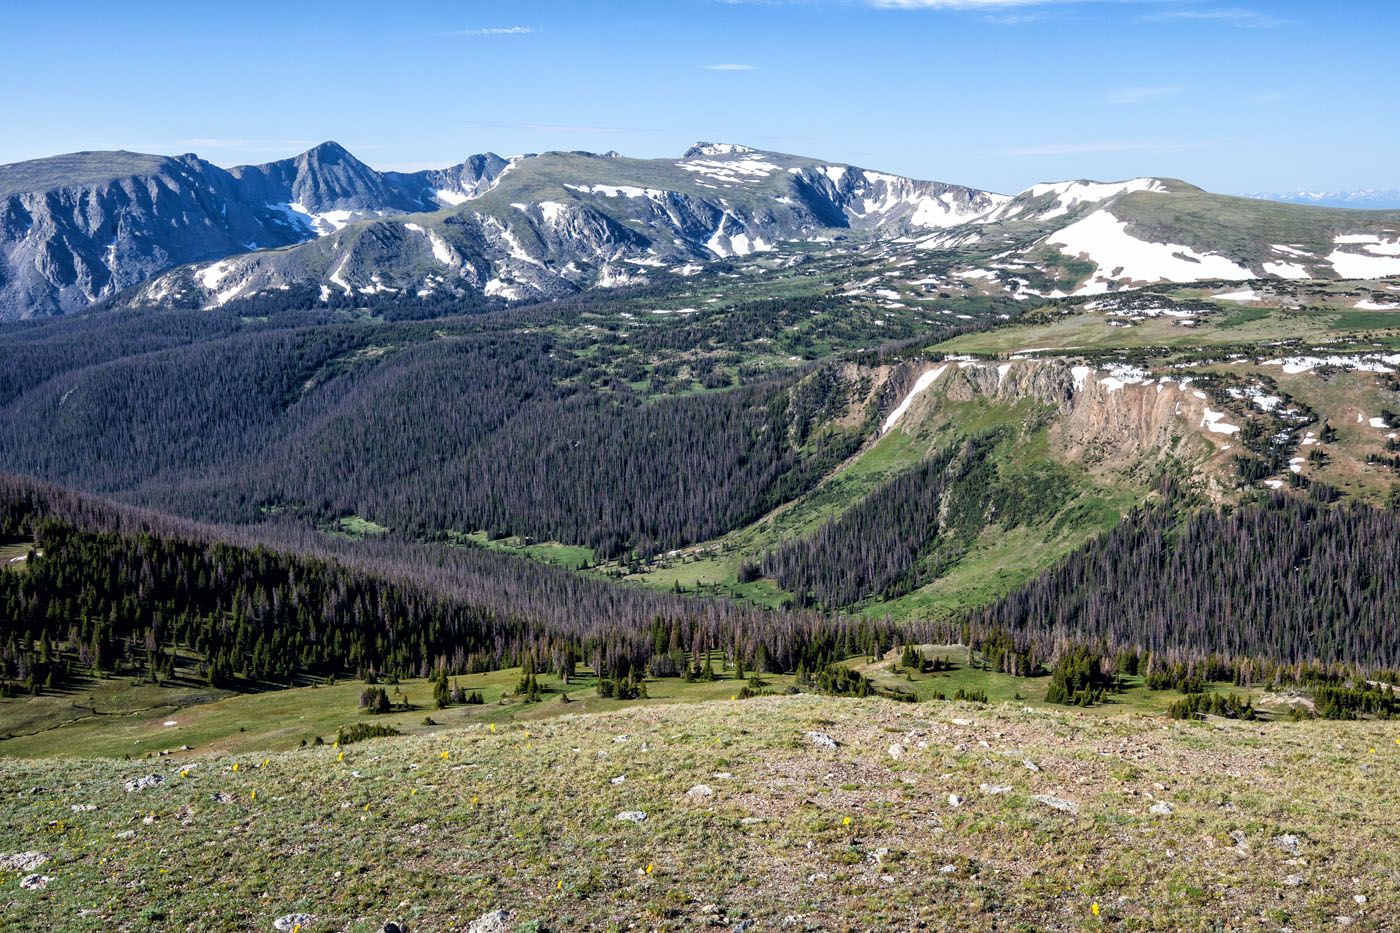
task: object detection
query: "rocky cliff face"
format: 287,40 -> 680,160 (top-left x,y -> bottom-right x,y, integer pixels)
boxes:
882,357 -> 1223,479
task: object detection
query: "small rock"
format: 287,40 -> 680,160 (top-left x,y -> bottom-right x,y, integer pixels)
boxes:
1354,895 -> 1367,906
733,921 -> 755,933
807,731 -> 839,749
713,772 -> 733,780
1031,794 -> 1078,814
980,783 -> 1012,795
1229,829 -> 1249,852
1273,834 -> 1301,856
616,810 -> 647,824
610,774 -> 627,785
939,864 -> 957,874
272,914 -> 312,932
1149,802 -> 1173,815
947,794 -> 963,808
467,910 -> 515,933
871,847 -> 890,865
69,804 -> 97,813
740,817 -> 766,825
19,873 -> 51,890
1023,760 -> 1041,773
1283,874 -> 1304,887
0,852 -> 47,872
212,792 -> 235,804
887,743 -> 905,760
114,830 -> 136,840
123,774 -> 165,793
686,784 -> 715,799
951,718 -> 973,726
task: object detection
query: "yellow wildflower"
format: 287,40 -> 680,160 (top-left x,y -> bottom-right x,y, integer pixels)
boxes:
1092,902 -> 1100,917
231,763 -> 239,773
441,751 -> 450,760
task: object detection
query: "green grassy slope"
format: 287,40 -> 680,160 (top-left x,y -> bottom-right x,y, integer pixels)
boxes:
3,694 -> 1396,931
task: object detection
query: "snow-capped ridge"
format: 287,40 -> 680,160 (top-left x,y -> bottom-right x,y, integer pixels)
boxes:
682,142 -> 759,159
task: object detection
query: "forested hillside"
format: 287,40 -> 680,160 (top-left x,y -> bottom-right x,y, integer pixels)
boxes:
0,305 -> 895,559
762,431 -> 1078,608
0,475 -> 905,698
969,488 -> 1400,671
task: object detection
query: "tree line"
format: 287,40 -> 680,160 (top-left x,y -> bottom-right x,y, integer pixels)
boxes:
966,484 -> 1400,673
0,474 -> 915,697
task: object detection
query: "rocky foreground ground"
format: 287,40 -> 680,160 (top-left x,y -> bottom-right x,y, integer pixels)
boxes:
2,695 -> 1397,931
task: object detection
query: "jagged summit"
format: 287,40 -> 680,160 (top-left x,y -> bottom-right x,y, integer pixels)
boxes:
682,142 -> 759,158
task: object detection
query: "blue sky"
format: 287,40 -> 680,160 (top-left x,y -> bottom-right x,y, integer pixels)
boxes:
3,0 -> 1395,194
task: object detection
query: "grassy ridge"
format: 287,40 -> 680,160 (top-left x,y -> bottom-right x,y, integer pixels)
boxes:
2,694 -> 1396,930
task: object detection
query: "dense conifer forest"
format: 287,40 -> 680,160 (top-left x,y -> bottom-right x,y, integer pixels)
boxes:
968,488 -> 1400,671
0,475 -> 908,696
0,290 -> 964,560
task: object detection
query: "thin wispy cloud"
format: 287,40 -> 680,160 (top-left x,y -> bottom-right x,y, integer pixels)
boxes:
1143,7 -> 1282,27
994,140 -> 1193,156
1106,85 -> 1184,105
729,0 -> 1278,19
171,138 -> 318,150
704,63 -> 758,71
444,26 -> 533,36
981,12 -> 1050,24
460,119 -> 660,136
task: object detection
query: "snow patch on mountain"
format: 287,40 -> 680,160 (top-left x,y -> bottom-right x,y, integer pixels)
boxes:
677,158 -> 782,184
981,178 -> 1169,224
1047,208 -> 1252,294
883,365 -> 949,433
403,222 -> 456,267
1262,260 -> 1311,279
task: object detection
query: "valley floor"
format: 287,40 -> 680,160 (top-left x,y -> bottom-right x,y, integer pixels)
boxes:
2,694 -> 1397,931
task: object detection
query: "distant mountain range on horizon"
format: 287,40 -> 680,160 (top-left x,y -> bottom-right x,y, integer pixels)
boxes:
2,139 -> 1399,320
1245,189 -> 1400,210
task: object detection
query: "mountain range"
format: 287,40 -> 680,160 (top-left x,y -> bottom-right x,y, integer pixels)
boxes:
1248,189 -> 1400,210
0,142 -> 508,317
3,140 -> 1400,319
